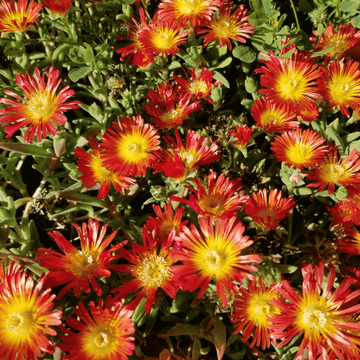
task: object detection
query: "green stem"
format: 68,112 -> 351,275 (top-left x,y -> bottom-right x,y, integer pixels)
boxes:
289,0 -> 300,31
287,187 -> 294,244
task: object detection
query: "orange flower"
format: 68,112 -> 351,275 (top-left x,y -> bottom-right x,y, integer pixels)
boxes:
75,137 -> 135,200
229,124 -> 254,149
244,188 -> 295,231
0,0 -> 42,32
0,67 -> 80,143
101,115 -> 160,178
198,2 -> 255,50
271,128 -> 328,170
42,0 -> 72,16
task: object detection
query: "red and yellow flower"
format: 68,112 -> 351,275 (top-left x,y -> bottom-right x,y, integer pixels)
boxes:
144,81 -> 202,128
317,59 -> 360,117
270,128 -> 328,170
229,124 -> 254,149
0,264 -> 62,360
0,67 -> 80,143
58,297 -> 135,360
101,115 -> 160,178
251,97 -> 299,133
42,0 -> 72,16
0,0 -> 42,32
338,228 -> 360,255
171,216 -> 262,305
197,2 -> 255,50
36,219 -> 121,300
170,169 -> 246,218
269,262 -> 360,360
75,137 -> 135,200
244,188 -> 295,231
327,199 -> 360,228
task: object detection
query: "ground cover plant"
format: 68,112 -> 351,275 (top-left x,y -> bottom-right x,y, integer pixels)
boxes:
2,0 -> 360,359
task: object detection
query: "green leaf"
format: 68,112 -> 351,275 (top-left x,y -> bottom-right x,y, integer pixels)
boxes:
335,186 -> 348,200
293,187 -> 312,196
325,126 -> 345,151
69,66 -> 93,83
310,46 -> 334,57
0,142 -> 53,157
209,57 -> 232,70
53,44 -> 73,61
232,46 -> 257,63
143,308 -> 158,337
279,48 -> 295,59
343,132 -> 360,143
295,30 -> 313,51
213,321 -> 226,360
352,14 -> 360,27
249,12 -> 268,26
244,76 -> 257,94
82,43 -> 95,64
168,61 -> 182,70
166,323 -> 200,336
340,1 -> 360,11
213,71 -> 229,88
69,46 -> 86,64
298,0 -> 313,12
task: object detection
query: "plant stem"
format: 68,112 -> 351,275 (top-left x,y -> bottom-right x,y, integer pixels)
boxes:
289,0 -> 300,31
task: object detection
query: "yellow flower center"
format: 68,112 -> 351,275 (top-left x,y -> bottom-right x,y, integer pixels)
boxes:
152,29 -> 177,51
286,143 -> 314,165
328,70 -> 360,106
69,250 -> 99,278
26,91 -> 56,123
178,149 -> 200,171
324,36 -> 349,56
160,109 -> 182,124
91,155 -> 119,184
321,162 -> 350,183
6,311 -> 35,334
93,331 -> 110,348
83,325 -> 118,355
277,69 -> 308,102
198,194 -> 227,217
118,131 -> 150,164
205,250 -> 223,271
159,220 -> 177,238
189,80 -> 209,96
212,18 -> 235,38
302,305 -> 329,329
136,251 -> 172,287
260,109 -> 284,127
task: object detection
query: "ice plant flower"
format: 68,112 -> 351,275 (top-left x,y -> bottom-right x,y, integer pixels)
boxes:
255,51 -> 323,112
0,67 -> 80,143
338,228 -> 360,255
153,129 -> 221,181
101,115 -> 160,178
296,103 -> 319,121
35,219 -> 121,300
144,81 -> 202,128
251,97 -> 299,133
327,199 -> 360,228
111,229 -> 179,314
230,278 -> 282,350
197,2 -> 255,50
75,137 -> 135,200
305,144 -> 360,195
138,18 -> 189,57
317,59 -> 360,117
0,264 -> 62,360
270,128 -> 328,170
173,67 -> 220,104
170,169 -> 246,218
42,0 -> 72,16
244,188 -> 295,231
0,0 -> 42,32
158,0 -> 219,28
171,216 -> 262,305
268,262 -> 360,360
58,296 -> 135,360
131,49 -> 155,69
229,124 -> 254,149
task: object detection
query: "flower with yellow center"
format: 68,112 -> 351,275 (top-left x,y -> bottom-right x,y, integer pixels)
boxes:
35,219 -> 121,300
230,278 -> 282,350
317,59 -> 360,117
268,262 -> 360,360
229,124 -> 254,149
111,229 -> 179,314
271,128 -> 328,170
171,216 -> 262,305
305,144 -> 360,195
0,0 -> 42,32
0,67 -> 80,143
75,137 -> 135,200
0,264 -> 62,360
158,0 -> 219,27
101,115 -> 160,178
58,297 -> 135,360
198,2 -> 255,51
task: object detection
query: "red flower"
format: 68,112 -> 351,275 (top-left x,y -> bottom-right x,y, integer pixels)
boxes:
36,219 -> 122,299
0,67 -> 80,143
244,188 -> 295,231
338,228 -> 360,255
42,0 -> 72,16
327,199 -> 360,227
144,81 -> 202,128
131,49 -> 155,69
58,297 -> 135,360
229,124 -> 254,148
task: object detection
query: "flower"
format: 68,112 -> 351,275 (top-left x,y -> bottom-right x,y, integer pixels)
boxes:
296,103 -> 319,121
170,169 -> 246,218
338,228 -> 360,255
317,59 -> 360,117
268,262 -> 360,360
244,188 -> 295,231
0,264 -> 62,360
100,115 -> 160,178
174,67 -> 220,104
327,199 -> 360,227
111,229 -> 179,314
153,129 -> 221,181
230,278 -> 281,350
58,296 -> 135,360
251,97 -> 299,133
138,18 -> 189,57
131,49 -> 155,69
171,216 -> 261,305
0,67 -> 80,143
305,144 -> 360,195
229,124 -> 254,149
144,81 -> 202,128
255,51 -> 323,112
42,0 -> 72,16
75,137 -> 136,200
0,0 -> 42,32
35,219 -> 121,300
197,2 -> 255,50
158,0 -> 219,28
270,128 -> 328,170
